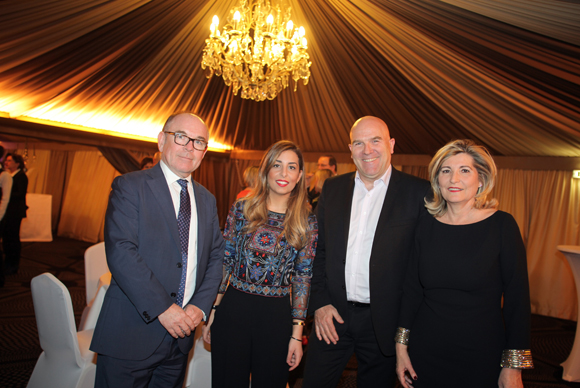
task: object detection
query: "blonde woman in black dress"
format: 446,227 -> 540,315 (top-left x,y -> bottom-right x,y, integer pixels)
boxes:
395,140 -> 533,388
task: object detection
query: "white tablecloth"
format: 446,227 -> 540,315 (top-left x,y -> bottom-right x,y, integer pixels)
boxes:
20,193 -> 53,242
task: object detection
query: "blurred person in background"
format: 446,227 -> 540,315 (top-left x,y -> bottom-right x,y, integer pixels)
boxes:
236,165 -> 259,199
140,156 -> 154,170
2,153 -> 28,276
307,169 -> 333,211
317,155 -> 337,176
0,146 -> 13,287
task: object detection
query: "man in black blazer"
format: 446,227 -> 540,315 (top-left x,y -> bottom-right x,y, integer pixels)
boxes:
303,117 -> 430,387
91,113 -> 225,388
2,153 -> 28,275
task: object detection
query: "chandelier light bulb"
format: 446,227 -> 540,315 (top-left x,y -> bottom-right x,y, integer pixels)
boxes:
286,20 -> 293,31
267,14 -> 274,24
212,15 -> 219,27
299,26 -> 305,37
233,11 -> 241,22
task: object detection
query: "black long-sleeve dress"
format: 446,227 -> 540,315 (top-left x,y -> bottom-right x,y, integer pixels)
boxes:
399,211 -> 532,387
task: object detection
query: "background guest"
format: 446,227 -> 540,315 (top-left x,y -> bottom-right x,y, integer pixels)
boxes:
317,155 -> 337,176
140,156 -> 154,170
307,168 -> 333,210
395,139 -> 533,388
2,153 -> 28,276
236,165 -> 259,199
0,146 -> 13,287
203,140 -> 317,388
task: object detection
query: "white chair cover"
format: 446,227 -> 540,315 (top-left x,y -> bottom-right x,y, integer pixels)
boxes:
80,283 -> 109,332
184,328 -> 212,388
79,272 -> 111,331
28,273 -> 96,388
84,242 -> 108,305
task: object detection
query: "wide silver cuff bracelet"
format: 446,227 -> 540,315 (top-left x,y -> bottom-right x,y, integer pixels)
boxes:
500,349 -> 534,369
394,327 -> 411,345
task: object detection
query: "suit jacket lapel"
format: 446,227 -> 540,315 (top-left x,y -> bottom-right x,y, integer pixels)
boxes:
342,173 -> 356,255
377,167 -> 401,227
193,181 -> 206,269
370,167 -> 402,260
146,165 -> 180,249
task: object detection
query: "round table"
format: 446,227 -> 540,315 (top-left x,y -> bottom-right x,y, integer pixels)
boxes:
558,245 -> 580,382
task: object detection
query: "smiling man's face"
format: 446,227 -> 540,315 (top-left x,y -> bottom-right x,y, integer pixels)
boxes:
348,116 -> 395,187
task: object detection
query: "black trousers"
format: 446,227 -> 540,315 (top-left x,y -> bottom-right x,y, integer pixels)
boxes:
95,332 -> 189,388
0,219 -> 5,286
2,214 -> 23,274
302,303 -> 396,388
211,287 -> 292,388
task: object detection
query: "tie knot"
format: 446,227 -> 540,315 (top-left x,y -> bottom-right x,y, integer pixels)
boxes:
177,179 -> 188,190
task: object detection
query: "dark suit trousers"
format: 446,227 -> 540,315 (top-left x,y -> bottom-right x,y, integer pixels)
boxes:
2,214 -> 23,273
95,332 -> 189,388
302,303 -> 396,388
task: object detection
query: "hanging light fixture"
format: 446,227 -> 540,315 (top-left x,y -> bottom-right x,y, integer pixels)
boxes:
201,0 -> 311,101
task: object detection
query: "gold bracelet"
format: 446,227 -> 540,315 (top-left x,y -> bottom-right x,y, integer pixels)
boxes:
394,327 -> 410,345
500,349 -> 534,369
293,321 -> 305,326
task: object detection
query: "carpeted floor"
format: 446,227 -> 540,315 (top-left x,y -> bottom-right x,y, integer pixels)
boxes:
1,237 -> 579,388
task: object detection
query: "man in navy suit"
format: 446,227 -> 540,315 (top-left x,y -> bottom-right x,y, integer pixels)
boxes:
91,113 -> 225,388
303,116 -> 430,387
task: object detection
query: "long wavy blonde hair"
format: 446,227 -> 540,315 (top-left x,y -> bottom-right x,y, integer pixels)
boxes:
426,139 -> 498,217
242,140 -> 312,249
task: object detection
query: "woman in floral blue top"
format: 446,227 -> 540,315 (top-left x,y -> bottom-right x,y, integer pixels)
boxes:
203,140 -> 318,388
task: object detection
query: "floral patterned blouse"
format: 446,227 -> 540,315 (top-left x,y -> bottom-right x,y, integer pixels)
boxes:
218,201 -> 318,320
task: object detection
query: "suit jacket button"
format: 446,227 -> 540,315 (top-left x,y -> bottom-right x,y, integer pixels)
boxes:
342,285 -> 346,290
171,293 -> 176,297
177,262 -> 183,268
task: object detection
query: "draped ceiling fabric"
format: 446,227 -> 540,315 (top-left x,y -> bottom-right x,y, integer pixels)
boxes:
0,0 -> 579,155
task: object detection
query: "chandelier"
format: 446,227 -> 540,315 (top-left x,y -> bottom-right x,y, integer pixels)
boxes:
201,0 -> 311,101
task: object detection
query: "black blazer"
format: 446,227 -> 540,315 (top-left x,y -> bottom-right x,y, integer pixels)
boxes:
309,168 -> 430,356
6,170 -> 28,219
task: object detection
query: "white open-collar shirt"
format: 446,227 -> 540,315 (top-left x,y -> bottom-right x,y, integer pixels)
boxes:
159,160 -> 198,308
345,165 -> 392,303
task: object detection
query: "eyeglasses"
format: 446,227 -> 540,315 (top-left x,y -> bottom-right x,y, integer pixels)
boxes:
164,132 -> 208,151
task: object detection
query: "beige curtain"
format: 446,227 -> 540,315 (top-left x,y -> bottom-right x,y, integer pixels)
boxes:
20,149 -> 51,194
46,150 -> 75,230
501,170 -> 580,320
57,151 -> 119,243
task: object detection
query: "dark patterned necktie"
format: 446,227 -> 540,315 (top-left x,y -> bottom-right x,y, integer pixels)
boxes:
176,179 -> 191,307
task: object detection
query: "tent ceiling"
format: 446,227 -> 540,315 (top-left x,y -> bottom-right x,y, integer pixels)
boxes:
1,0 -> 579,156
